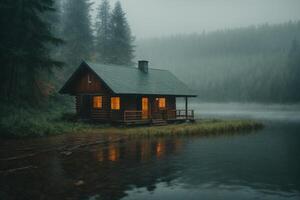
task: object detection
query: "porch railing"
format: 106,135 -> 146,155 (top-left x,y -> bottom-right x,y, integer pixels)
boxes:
123,109 -> 194,122
124,110 -> 143,122
175,109 -> 194,120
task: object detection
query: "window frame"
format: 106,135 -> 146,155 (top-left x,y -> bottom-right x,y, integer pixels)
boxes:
111,97 -> 120,110
158,97 -> 166,110
93,96 -> 103,109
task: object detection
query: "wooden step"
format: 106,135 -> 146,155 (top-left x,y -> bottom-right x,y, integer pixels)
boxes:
152,119 -> 168,126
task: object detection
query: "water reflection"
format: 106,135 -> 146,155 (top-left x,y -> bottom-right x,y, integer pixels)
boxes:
0,136 -> 185,200
140,140 -> 151,161
93,138 -> 181,164
156,141 -> 165,158
108,144 -> 120,162
0,122 -> 299,200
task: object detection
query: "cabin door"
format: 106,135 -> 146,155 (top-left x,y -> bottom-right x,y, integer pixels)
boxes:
142,97 -> 149,119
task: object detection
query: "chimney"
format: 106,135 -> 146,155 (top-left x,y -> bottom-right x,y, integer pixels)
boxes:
138,60 -> 149,73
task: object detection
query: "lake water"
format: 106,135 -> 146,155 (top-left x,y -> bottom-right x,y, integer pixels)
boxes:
0,103 -> 300,200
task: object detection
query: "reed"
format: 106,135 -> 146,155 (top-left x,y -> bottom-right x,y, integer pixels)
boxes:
121,119 -> 264,137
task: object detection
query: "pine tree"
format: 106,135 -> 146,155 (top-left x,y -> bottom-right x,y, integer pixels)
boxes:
288,39 -> 300,69
109,1 -> 135,65
95,0 -> 111,64
287,39 -> 300,101
0,0 -> 63,103
61,0 -> 94,68
45,0 -> 64,65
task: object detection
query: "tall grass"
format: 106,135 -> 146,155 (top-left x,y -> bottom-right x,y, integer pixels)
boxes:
122,120 -> 264,138
0,100 -> 93,138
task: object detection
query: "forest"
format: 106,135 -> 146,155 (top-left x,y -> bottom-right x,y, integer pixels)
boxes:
137,21 -> 300,103
0,0 -> 134,137
0,0 -> 134,104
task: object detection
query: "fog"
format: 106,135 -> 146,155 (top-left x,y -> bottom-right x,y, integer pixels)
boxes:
188,103 -> 300,122
92,0 -> 300,38
59,0 -> 300,103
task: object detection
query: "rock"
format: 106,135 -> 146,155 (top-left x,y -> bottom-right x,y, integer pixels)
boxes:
74,180 -> 84,186
61,151 -> 72,156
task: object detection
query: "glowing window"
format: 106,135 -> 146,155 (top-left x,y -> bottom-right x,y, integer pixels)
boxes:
158,98 -> 166,109
111,97 -> 120,110
93,96 -> 102,109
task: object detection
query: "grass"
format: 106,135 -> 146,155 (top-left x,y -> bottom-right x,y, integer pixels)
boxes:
78,119 -> 264,138
120,119 -> 263,137
0,99 -> 99,139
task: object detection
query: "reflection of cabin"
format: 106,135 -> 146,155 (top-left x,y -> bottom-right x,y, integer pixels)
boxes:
59,60 -> 197,125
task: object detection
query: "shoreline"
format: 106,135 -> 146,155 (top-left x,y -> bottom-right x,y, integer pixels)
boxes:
78,119 -> 264,138
0,119 -> 264,139
127,120 -> 264,137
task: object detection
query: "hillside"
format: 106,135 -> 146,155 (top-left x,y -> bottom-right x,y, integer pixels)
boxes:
136,21 -> 300,103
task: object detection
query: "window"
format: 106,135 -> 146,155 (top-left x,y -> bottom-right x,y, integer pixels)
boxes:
93,96 -> 102,109
158,98 -> 166,109
111,97 -> 120,110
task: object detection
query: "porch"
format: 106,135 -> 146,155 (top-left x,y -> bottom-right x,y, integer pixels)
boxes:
120,109 -> 195,125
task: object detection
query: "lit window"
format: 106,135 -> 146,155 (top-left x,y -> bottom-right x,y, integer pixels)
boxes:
93,96 -> 102,109
111,97 -> 120,110
158,98 -> 166,109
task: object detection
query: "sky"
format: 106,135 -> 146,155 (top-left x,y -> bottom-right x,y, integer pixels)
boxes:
92,0 -> 300,39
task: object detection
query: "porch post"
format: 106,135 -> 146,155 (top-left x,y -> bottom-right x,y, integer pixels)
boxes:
185,96 -> 188,120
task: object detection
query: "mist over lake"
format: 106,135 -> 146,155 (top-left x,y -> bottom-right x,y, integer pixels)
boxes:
189,102 -> 300,121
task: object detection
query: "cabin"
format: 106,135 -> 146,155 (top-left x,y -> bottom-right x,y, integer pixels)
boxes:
59,60 -> 197,125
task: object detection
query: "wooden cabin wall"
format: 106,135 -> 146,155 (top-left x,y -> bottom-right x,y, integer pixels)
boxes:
75,96 -> 80,114
90,95 -> 110,122
75,95 -> 92,119
122,95 -> 139,110
73,69 -> 113,122
149,97 -> 156,114
167,96 -> 176,110
110,95 -> 139,121
166,96 -> 176,119
75,90 -> 178,122
74,70 -> 106,94
76,94 -> 122,122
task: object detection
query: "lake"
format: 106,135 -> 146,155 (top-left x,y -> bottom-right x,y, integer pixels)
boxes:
0,103 -> 299,200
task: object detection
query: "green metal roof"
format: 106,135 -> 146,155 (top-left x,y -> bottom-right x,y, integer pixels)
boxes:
61,61 -> 197,97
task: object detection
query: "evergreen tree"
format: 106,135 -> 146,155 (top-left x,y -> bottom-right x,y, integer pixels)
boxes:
109,1 -> 135,65
61,0 -> 94,68
0,0 -> 63,103
95,0 -> 111,63
45,0 -> 64,65
288,39 -> 300,70
287,39 -> 300,101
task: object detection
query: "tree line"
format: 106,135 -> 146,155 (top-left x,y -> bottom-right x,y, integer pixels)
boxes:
0,0 -> 135,105
137,22 -> 300,103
